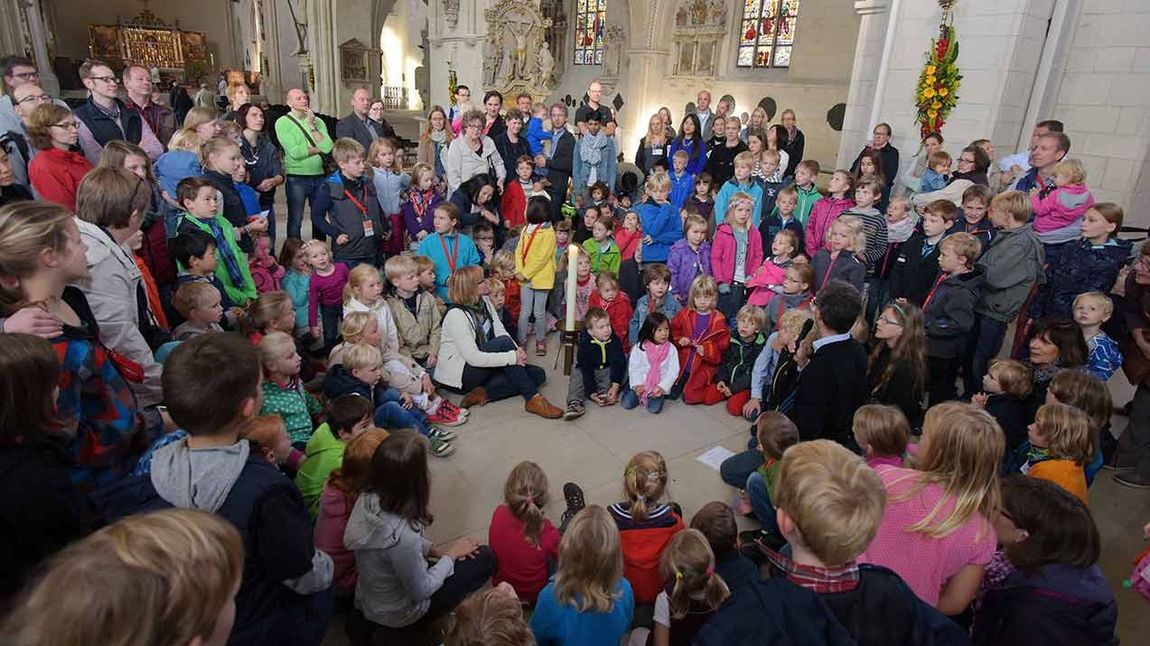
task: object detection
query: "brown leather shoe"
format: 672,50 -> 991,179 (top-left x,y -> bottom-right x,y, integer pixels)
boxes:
460,387 -> 488,409
524,393 -> 563,419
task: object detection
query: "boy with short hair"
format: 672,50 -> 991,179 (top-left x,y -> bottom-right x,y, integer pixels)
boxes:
629,263 -> 682,341
969,191 -> 1045,389
1074,291 -> 1122,381
171,281 -> 224,340
412,253 -> 446,317
176,176 -> 258,305
312,137 -> 383,268
96,334 -> 335,645
791,160 -> 822,226
757,149 -> 789,223
889,199 -> 957,306
760,185 -> 805,256
951,183 -> 995,251
924,232 -> 983,405
500,154 -> 548,229
668,149 -> 695,209
766,440 -> 966,645
714,151 -> 766,226
921,150 -> 952,193
295,394 -> 375,518
715,304 -> 769,417
564,307 -> 627,420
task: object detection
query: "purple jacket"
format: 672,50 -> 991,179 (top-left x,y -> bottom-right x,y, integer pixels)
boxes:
401,189 -> 444,239
668,238 -> 713,305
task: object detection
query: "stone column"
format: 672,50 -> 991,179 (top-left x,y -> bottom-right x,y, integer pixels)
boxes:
305,0 -> 338,114
836,0 -> 892,167
18,0 -> 60,95
428,0 -> 490,109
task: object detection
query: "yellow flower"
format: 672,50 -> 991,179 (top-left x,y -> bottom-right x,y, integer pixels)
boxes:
938,87 -> 949,97
926,65 -> 937,75
925,75 -> 936,85
923,88 -> 937,98
927,109 -> 939,118
932,101 -> 942,110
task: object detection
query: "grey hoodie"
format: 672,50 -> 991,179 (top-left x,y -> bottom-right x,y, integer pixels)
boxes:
974,224 -> 1046,322
344,492 -> 455,627
151,438 -> 333,595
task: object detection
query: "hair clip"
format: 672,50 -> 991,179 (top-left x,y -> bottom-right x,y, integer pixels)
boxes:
705,566 -> 714,578
525,495 -> 534,506
674,568 -> 684,581
889,302 -> 905,318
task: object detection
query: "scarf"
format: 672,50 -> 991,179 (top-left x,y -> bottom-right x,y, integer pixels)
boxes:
430,129 -> 448,144
580,130 -> 608,167
1022,445 -> 1053,473
410,188 -> 434,230
887,216 -> 916,243
204,217 -> 246,288
642,340 -> 671,405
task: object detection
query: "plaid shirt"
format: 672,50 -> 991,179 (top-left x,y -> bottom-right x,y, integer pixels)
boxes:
764,547 -> 860,594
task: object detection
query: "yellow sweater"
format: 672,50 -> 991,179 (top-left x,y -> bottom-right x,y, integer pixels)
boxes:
514,223 -> 558,290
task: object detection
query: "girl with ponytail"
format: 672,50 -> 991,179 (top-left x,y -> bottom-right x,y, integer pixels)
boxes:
608,450 -> 686,606
488,460 -> 561,605
652,528 -> 731,646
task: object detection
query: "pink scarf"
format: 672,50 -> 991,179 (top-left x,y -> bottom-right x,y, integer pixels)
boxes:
642,341 -> 672,405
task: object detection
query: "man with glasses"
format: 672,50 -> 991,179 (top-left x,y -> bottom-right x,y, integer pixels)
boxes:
122,65 -> 176,149
0,83 -> 54,191
0,55 -> 68,136
534,103 -> 574,222
73,58 -> 163,165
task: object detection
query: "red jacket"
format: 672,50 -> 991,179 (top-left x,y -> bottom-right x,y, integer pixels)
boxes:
615,228 -> 642,261
589,290 -> 634,351
502,277 -> 521,323
711,223 -> 763,285
29,147 -> 93,212
670,308 -> 730,404
500,180 -> 528,229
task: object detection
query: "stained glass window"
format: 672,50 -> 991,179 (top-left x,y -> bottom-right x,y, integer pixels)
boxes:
737,0 -> 799,68
574,0 -> 606,65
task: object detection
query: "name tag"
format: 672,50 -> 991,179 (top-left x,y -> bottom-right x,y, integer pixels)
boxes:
363,220 -> 376,237
652,148 -> 663,156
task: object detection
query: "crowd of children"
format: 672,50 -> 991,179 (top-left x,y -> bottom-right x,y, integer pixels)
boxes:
0,91 -> 1143,646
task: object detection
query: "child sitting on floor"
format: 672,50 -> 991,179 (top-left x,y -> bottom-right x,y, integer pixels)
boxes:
851,404 -> 909,470
171,281 -> 225,340
712,304 -> 768,416
258,331 -> 322,449
564,307 -> 627,420
384,254 -> 443,368
1024,403 -> 1093,505
624,312 -> 680,415
608,451 -> 685,608
295,394 -> 375,518
671,275 -> 731,405
488,461 -> 562,606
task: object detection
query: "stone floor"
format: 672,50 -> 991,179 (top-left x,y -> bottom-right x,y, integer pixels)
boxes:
281,112 -> 1150,644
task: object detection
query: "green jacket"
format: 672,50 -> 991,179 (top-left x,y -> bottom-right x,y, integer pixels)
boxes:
294,422 -> 345,520
274,112 -> 334,176
583,237 -> 621,276
793,183 -> 822,227
177,213 -> 258,305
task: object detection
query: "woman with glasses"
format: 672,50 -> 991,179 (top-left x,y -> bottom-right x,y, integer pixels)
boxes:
867,301 -> 928,430
444,109 -> 506,198
26,103 -> 92,212
236,103 -> 284,246
851,122 -> 900,199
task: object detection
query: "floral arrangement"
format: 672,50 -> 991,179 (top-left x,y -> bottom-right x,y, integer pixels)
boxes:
915,22 -> 962,139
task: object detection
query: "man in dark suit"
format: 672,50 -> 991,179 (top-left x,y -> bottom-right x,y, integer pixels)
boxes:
792,280 -> 868,450
534,103 -> 574,222
336,86 -> 395,151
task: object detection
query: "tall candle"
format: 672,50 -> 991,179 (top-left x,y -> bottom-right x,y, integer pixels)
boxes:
565,244 -> 578,332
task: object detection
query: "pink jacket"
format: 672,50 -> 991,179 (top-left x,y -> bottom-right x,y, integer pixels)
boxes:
711,223 -> 763,285
313,484 -> 358,594
804,195 -> 854,253
1030,184 -> 1094,233
746,260 -> 789,306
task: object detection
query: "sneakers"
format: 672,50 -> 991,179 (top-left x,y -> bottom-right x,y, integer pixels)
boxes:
427,401 -> 468,427
524,393 -> 563,419
564,402 -> 585,421
535,339 -> 547,356
560,482 -> 586,530
732,490 -> 753,516
428,434 -> 456,457
427,425 -> 457,442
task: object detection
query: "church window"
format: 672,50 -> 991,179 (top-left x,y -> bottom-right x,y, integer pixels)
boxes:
737,0 -> 799,68
573,0 -> 606,65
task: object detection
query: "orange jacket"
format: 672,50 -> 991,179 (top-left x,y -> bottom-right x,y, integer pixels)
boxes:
1029,460 -> 1088,505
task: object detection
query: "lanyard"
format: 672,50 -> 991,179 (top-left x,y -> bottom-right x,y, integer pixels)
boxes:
777,295 -> 812,331
922,274 -> 947,311
818,253 -> 841,293
344,185 -> 369,216
438,234 -> 460,274
520,225 -> 542,265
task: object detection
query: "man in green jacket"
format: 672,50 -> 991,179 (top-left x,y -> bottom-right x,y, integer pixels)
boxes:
274,88 -> 333,240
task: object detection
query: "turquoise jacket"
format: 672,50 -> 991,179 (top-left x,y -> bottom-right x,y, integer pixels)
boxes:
416,231 -> 481,300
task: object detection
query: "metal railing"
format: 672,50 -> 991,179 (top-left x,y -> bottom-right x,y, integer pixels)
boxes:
382,86 -> 408,110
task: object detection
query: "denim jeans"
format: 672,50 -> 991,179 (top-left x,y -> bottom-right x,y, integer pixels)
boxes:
968,315 -> 1008,396
518,284 -> 549,345
285,174 -> 326,240
746,471 -> 780,534
719,434 -> 763,488
621,387 -> 665,413
456,335 -> 546,402
373,386 -> 430,436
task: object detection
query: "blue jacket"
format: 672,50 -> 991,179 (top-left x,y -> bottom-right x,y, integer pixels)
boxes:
694,576 -> 855,646
714,178 -> 766,227
416,230 -> 481,300
668,169 -> 694,209
629,292 -> 682,341
669,137 -> 708,175
635,198 -> 681,263
155,149 -> 202,198
1034,237 -> 1131,319
525,116 -> 549,156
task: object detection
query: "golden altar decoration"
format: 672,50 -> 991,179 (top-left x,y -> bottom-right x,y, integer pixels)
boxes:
87,9 -> 208,77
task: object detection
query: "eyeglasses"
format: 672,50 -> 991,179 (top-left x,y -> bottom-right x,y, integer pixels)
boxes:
88,75 -> 119,84
50,121 -> 79,130
878,317 -> 903,326
9,71 -> 39,80
959,156 -> 976,164
15,93 -> 51,105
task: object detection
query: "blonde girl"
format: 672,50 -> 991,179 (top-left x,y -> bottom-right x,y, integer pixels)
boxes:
811,214 -> 865,293
1025,403 -> 1093,504
245,290 -> 295,344
402,162 -> 443,245
671,275 -> 731,405
369,138 -> 411,256
530,505 -> 634,643
156,127 -> 206,219
668,214 -> 713,307
805,169 -> 855,252
712,191 -> 763,318
3,509 -> 243,646
860,401 -> 1003,615
651,529 -> 731,646
852,404 -> 910,469
608,451 -> 685,604
488,461 -> 561,605
303,240 -> 350,352
257,330 -> 322,447
328,311 -> 380,365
